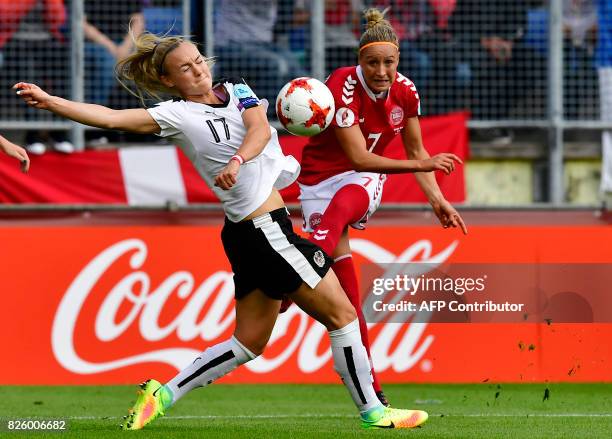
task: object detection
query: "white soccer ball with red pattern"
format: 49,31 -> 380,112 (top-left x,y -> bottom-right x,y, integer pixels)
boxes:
276,77 -> 335,136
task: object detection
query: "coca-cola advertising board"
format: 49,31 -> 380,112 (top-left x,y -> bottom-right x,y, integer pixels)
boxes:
1,211 -> 611,384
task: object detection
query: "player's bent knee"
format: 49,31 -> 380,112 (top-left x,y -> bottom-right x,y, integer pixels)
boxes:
232,334 -> 265,359
314,272 -> 358,330
323,303 -> 357,332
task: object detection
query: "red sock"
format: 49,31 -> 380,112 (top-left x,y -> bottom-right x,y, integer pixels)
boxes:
308,184 -> 369,256
332,255 -> 383,394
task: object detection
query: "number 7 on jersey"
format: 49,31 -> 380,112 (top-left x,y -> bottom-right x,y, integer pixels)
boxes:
367,132 -> 381,152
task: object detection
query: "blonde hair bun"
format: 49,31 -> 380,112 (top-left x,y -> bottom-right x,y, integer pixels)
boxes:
364,8 -> 388,30
359,7 -> 398,51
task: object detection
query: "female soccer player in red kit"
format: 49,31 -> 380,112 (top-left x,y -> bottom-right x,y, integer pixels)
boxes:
298,8 -> 468,406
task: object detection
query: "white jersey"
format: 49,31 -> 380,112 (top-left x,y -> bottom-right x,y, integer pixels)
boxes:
147,78 -> 300,222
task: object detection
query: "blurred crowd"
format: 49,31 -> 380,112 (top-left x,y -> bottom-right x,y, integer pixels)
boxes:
0,0 -> 611,152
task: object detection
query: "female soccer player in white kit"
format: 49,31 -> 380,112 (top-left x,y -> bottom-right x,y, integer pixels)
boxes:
14,33 -> 428,430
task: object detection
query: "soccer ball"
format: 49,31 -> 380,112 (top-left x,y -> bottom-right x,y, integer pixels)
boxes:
276,77 -> 335,136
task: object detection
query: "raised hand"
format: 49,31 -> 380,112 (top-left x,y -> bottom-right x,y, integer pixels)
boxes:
13,82 -> 53,110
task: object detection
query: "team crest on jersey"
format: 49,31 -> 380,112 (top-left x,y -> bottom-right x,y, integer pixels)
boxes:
309,212 -> 323,229
390,106 -> 404,126
335,107 -> 355,127
313,250 -> 326,268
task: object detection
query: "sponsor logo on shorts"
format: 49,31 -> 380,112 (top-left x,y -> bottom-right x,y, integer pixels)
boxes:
309,212 -> 323,229
313,250 -> 326,268
390,106 -> 404,125
335,107 -> 355,127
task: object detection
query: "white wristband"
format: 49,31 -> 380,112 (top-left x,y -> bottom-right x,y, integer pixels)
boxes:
230,154 -> 244,165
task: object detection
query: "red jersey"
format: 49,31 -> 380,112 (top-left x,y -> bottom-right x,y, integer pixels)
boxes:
298,66 -> 421,186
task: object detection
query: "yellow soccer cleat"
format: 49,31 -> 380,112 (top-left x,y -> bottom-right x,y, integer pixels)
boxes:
361,406 -> 429,429
121,379 -> 170,430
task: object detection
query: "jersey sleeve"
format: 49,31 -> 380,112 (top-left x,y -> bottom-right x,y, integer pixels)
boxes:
227,78 -> 261,113
146,100 -> 184,137
396,73 -> 421,118
326,68 -> 361,128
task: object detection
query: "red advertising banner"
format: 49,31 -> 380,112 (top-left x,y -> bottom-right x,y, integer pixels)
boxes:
1,212 -> 610,384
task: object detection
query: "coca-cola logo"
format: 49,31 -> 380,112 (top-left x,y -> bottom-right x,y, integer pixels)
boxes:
52,238 -> 458,376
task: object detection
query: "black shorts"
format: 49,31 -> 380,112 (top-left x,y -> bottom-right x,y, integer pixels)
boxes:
221,207 -> 333,300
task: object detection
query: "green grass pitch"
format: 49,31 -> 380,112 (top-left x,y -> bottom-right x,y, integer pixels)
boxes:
0,383 -> 611,438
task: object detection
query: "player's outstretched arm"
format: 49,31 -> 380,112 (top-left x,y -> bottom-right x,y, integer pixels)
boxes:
0,135 -> 30,173
13,82 -> 160,135
402,117 -> 468,234
335,125 -> 460,174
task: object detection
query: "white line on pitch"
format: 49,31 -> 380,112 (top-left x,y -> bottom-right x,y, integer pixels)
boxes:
67,413 -> 612,420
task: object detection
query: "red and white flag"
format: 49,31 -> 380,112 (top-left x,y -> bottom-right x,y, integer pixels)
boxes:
0,113 -> 468,204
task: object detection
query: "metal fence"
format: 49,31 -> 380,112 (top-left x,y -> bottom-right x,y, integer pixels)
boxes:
0,0 -> 187,147
0,0 -> 611,203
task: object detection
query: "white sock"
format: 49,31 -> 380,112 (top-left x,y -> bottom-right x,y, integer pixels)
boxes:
329,319 -> 382,414
165,336 -> 256,404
